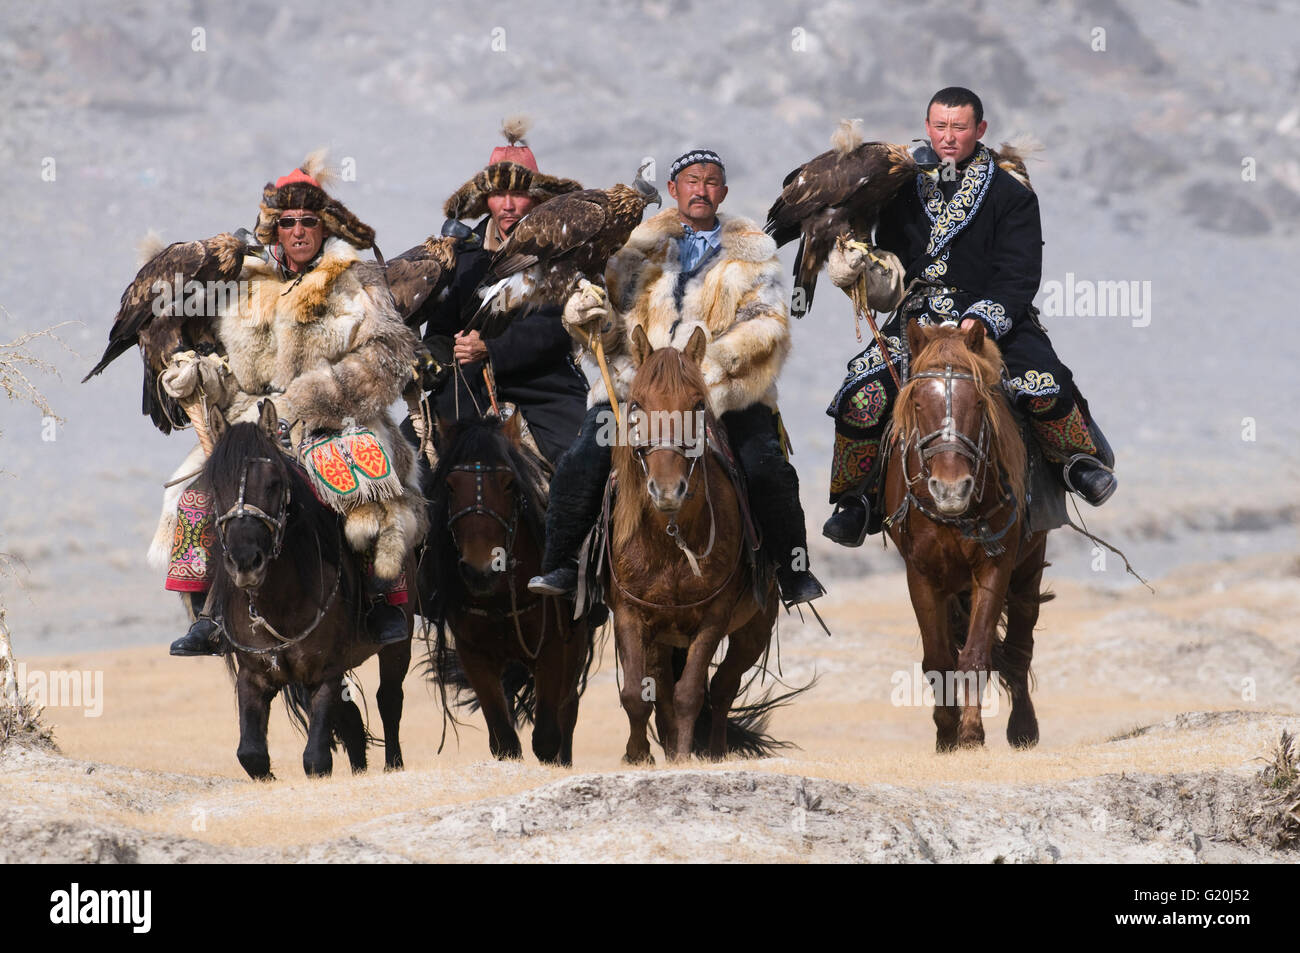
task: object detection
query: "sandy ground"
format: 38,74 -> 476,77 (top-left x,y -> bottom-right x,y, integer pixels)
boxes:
2,551 -> 1297,863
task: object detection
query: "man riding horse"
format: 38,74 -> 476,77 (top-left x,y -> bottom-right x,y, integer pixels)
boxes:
410,118 -> 589,466
164,157 -> 425,655
822,86 -> 1117,545
528,148 -> 825,607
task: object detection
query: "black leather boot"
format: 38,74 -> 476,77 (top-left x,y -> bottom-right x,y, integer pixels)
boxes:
1064,456 -> 1117,506
170,616 -> 224,657
823,496 -> 871,547
365,600 -> 408,645
776,566 -> 826,606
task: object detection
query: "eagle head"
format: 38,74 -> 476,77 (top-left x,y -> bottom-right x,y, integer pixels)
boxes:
633,162 -> 662,208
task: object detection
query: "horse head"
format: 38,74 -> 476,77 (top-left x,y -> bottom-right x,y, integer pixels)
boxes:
436,412 -> 536,598
898,320 -> 1021,518
623,324 -> 710,515
205,400 -> 292,590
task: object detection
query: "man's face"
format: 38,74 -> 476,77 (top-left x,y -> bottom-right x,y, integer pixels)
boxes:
276,207 -> 324,271
486,190 -> 535,235
667,163 -> 727,227
925,104 -> 987,166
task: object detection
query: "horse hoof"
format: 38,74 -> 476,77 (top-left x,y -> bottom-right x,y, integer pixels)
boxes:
622,753 -> 654,766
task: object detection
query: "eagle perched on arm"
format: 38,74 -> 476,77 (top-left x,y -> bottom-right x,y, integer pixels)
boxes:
765,121 -> 918,317
82,229 -> 257,434
470,163 -> 662,334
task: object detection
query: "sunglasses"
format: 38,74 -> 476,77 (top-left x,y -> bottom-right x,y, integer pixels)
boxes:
276,215 -> 321,230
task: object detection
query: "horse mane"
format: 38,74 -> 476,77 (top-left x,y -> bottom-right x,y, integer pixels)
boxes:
892,327 -> 1027,507
612,346 -> 711,550
203,422 -> 350,605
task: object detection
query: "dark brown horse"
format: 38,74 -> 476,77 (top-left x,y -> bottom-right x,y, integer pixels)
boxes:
205,400 -> 413,779
421,411 -> 594,765
883,320 -> 1046,751
607,326 -> 785,763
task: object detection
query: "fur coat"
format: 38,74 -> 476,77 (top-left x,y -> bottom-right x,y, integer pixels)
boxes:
581,209 -> 791,416
150,237 -> 424,582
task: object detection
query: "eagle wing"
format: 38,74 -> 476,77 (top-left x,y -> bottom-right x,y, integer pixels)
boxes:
386,235 -> 458,324
84,231 -> 248,433
765,141 -> 916,316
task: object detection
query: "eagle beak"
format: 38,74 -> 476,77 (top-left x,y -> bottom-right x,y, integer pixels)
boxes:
633,162 -> 662,207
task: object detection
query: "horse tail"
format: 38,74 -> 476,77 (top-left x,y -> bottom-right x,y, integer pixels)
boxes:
276,672 -> 377,750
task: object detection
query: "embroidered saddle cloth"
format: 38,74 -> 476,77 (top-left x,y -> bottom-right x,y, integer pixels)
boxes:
300,424 -> 403,513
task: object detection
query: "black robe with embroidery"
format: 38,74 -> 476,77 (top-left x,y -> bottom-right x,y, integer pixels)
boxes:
874,144 -> 1042,338
408,218 -> 587,464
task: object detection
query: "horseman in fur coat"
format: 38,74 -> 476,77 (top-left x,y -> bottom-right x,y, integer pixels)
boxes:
528,149 -> 824,607
161,155 -> 425,656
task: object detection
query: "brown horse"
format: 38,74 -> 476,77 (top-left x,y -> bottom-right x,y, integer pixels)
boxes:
205,400 -> 413,780
883,320 -> 1046,751
607,325 -> 784,763
421,411 -> 594,765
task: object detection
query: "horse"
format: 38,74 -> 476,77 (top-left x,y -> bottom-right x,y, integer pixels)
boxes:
883,319 -> 1047,751
204,400 -> 413,779
421,409 -> 594,765
605,325 -> 788,763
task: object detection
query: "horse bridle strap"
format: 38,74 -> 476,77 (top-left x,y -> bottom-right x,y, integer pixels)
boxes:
904,364 -> 992,502
215,456 -> 291,558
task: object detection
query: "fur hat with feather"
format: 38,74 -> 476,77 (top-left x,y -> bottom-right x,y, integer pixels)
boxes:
255,149 -> 377,249
444,116 -> 583,220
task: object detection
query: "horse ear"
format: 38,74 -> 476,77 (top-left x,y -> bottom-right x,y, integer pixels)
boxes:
258,398 -> 279,437
963,319 -> 986,353
906,318 -> 927,360
207,405 -> 227,444
629,324 -> 652,368
683,325 -> 708,367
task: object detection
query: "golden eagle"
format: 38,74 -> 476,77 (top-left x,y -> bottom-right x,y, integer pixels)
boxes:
83,230 -> 256,434
765,121 -> 917,317
471,164 -> 661,332
385,229 -> 462,325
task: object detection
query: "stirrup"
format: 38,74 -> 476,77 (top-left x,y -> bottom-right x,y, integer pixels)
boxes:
822,495 -> 871,547
1063,453 -> 1117,506
528,566 -> 578,597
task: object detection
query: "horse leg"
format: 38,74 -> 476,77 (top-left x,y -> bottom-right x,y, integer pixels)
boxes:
669,630 -> 724,762
377,637 -> 412,770
531,629 -> 565,766
956,563 -> 1014,749
556,613 -> 585,766
615,613 -> 654,765
302,679 -> 341,777
906,566 -> 960,752
235,668 -> 276,780
1003,535 -> 1047,749
708,600 -> 777,760
457,642 -> 522,760
334,692 -> 368,774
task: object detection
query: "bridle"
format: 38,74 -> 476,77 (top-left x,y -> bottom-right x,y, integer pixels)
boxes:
627,404 -> 716,577
889,362 -> 1019,557
901,364 -> 992,503
212,453 -> 341,668
446,459 -> 548,661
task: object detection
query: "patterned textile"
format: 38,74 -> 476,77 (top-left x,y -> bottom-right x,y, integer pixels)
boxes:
384,569 -> 409,607
165,487 -> 215,592
302,425 -> 403,513
1030,403 -> 1098,462
917,144 -> 996,258
843,380 -> 888,428
830,432 -> 880,497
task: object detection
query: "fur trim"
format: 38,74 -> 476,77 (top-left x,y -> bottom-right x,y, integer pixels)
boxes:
994,136 -> 1042,191
147,442 -> 208,571
137,230 -> 165,266
580,210 -> 790,415
254,153 -> 375,249
443,162 -> 583,220
831,118 -> 863,157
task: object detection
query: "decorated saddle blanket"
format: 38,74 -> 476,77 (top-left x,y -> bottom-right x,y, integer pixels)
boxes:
300,425 -> 404,513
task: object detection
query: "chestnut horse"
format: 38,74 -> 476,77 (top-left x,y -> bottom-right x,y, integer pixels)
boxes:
421,411 -> 594,765
884,320 -> 1048,751
205,400 -> 413,780
607,325 -> 784,763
